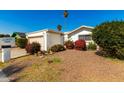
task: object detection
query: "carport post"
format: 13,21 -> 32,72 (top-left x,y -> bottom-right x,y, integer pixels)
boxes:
1,45 -> 11,63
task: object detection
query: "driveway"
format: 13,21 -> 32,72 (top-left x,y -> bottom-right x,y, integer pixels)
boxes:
2,49 -> 124,82
0,48 -> 27,61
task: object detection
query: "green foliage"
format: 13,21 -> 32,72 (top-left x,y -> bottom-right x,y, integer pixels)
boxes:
57,24 -> 62,31
50,44 -> 65,52
16,38 -> 28,48
64,40 -> 74,49
0,34 -> 10,37
87,42 -> 96,50
47,57 -> 61,63
92,21 -> 124,59
52,57 -> 61,63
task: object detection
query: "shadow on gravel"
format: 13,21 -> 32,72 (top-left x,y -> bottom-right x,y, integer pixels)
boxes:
2,63 -> 27,82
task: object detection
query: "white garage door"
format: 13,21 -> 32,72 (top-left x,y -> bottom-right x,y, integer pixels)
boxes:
28,36 -> 44,50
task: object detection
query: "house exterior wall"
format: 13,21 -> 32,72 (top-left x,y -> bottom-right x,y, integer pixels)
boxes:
28,36 -> 45,50
27,31 -> 47,51
47,32 -> 64,49
67,30 -> 94,45
27,31 -> 44,37
27,30 -> 64,51
64,34 -> 69,41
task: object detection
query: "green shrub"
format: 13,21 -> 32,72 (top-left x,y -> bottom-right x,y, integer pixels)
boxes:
87,42 -> 96,50
92,21 -> 124,59
50,44 -> 65,52
16,38 -> 27,48
64,40 -> 74,49
25,42 -> 41,54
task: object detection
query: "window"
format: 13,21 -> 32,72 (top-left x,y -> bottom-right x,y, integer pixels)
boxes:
78,35 -> 92,41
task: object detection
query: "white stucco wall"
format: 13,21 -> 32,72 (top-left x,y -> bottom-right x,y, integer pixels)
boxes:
27,30 -> 64,51
27,30 -> 47,51
47,32 -> 64,50
69,30 -> 91,41
68,30 -> 94,45
27,30 -> 45,37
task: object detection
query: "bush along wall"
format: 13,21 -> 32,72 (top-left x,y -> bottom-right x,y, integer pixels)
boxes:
87,42 -> 96,50
92,21 -> 124,59
64,40 -> 74,49
50,44 -> 65,52
74,39 -> 86,50
16,38 -> 28,48
25,42 -> 41,55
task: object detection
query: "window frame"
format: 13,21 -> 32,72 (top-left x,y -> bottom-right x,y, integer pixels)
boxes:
78,34 -> 92,41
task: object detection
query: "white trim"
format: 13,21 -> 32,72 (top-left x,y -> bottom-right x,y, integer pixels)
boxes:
27,29 -> 48,35
44,31 -> 47,51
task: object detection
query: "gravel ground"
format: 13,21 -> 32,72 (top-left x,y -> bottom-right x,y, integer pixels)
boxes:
2,49 -> 124,82
53,50 -> 124,82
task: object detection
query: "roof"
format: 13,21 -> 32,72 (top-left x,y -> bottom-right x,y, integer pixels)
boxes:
12,32 -> 26,38
64,25 -> 94,35
27,29 -> 64,35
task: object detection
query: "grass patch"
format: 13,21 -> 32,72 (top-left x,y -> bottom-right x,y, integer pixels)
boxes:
17,61 -> 61,82
11,56 -> 63,82
52,57 -> 61,63
46,56 -> 61,63
0,62 -> 8,69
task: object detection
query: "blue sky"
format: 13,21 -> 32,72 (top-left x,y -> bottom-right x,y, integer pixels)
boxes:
0,10 -> 124,34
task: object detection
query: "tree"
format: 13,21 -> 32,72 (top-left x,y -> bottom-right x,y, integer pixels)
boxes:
57,24 -> 62,31
63,10 -> 69,31
16,38 -> 28,48
64,10 -> 69,18
92,21 -> 124,59
0,34 -> 10,37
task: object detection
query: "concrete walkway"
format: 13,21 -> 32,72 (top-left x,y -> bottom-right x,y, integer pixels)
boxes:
0,69 -> 9,82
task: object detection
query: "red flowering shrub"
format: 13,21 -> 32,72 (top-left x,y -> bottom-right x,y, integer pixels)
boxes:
25,43 -> 32,54
74,39 -> 86,50
25,42 -> 41,54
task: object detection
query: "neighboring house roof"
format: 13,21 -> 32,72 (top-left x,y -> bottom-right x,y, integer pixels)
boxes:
12,32 -> 26,38
64,25 -> 94,35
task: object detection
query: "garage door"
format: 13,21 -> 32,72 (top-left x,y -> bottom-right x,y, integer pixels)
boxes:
28,36 -> 44,50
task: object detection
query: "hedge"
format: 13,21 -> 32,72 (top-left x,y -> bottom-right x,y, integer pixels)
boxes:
92,21 -> 124,59
16,38 -> 27,48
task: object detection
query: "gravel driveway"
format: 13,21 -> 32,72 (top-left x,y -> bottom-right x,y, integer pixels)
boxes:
1,49 -> 124,82
53,50 -> 124,81
0,48 -> 27,61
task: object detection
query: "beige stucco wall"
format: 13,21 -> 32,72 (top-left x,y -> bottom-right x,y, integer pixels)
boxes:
27,30 -> 64,51
47,32 -> 64,49
28,36 -> 45,50
65,27 -> 94,45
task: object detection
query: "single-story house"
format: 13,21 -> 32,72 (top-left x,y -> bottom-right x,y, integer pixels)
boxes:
27,29 -> 64,51
64,25 -> 94,45
27,25 -> 94,51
